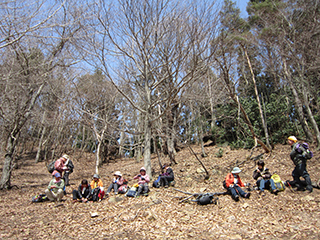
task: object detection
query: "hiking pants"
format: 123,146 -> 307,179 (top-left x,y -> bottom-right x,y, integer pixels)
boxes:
292,162 -> 312,191
228,185 -> 246,198
63,171 -> 70,186
137,183 -> 148,195
257,179 -> 276,191
160,176 -> 174,186
72,189 -> 82,200
107,183 -> 119,194
45,189 -> 64,201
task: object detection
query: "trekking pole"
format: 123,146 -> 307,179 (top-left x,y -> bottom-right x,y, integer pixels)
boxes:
287,182 -> 295,193
234,186 -> 244,203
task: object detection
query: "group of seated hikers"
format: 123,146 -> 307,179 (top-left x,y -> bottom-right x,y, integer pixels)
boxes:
225,160 -> 280,201
44,135 -> 314,203
44,162 -> 175,202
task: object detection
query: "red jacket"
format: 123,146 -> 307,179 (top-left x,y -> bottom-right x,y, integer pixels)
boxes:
225,173 -> 245,188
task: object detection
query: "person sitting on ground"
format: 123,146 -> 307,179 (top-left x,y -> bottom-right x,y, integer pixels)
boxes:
287,136 -> 313,193
72,179 -> 91,203
133,167 -> 150,196
252,160 -> 278,196
90,174 -> 105,201
45,172 -> 65,202
160,163 -> 174,188
106,171 -> 124,197
225,167 -> 250,201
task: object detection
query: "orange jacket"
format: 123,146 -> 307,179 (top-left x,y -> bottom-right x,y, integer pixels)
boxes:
90,179 -> 103,189
225,173 -> 245,188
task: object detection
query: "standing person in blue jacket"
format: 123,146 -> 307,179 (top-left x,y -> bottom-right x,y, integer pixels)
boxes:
159,163 -> 174,188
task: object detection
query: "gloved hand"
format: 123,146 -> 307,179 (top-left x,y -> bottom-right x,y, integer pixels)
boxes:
138,174 -> 141,177
229,184 -> 234,188
141,177 -> 145,180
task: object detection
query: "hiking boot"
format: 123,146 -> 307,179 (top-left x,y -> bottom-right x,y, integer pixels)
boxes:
306,186 -> 313,193
234,195 -> 239,201
164,185 -> 169,188
272,189 -> 279,195
295,187 -> 305,192
259,190 -> 266,197
244,193 -> 250,199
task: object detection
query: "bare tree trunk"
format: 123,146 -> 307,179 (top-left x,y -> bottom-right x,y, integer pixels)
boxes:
35,111 -> 47,163
144,116 -> 152,178
282,58 -> 313,142
95,140 -> 102,175
216,61 -> 270,153
1,83 -> 44,189
243,46 -> 271,149
301,87 -> 320,147
200,127 -> 207,157
0,136 -> 16,189
119,126 -> 125,157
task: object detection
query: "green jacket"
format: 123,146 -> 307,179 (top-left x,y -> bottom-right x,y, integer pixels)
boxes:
47,179 -> 65,193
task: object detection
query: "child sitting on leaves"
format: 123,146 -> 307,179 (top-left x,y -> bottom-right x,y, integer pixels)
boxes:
133,167 -> 150,196
252,160 -> 278,196
225,167 -> 250,201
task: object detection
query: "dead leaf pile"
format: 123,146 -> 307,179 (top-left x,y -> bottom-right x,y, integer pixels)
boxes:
0,143 -> 319,239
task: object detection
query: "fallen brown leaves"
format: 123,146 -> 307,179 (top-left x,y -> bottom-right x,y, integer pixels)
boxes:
0,144 -> 320,239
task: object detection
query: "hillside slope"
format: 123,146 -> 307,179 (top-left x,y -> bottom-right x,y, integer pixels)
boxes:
0,143 -> 319,239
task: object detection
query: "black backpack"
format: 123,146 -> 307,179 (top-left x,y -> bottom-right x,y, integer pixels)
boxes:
92,187 -> 101,201
47,161 -> 56,173
196,193 -> 218,205
66,160 -> 74,173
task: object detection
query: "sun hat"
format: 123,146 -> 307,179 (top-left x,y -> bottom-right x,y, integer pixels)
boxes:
231,167 -> 241,174
62,154 -> 70,160
114,171 -> 122,177
287,136 -> 298,143
93,174 -> 99,179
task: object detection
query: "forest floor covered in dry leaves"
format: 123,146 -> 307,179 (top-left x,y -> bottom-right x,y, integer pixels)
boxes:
1,142 -> 320,240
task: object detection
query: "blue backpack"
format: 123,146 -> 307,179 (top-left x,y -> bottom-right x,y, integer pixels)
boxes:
126,186 -> 137,197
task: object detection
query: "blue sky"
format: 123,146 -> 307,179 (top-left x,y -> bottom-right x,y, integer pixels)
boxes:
234,0 -> 249,17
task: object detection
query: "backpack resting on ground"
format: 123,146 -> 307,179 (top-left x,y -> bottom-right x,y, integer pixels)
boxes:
271,174 -> 285,191
126,186 -> 137,197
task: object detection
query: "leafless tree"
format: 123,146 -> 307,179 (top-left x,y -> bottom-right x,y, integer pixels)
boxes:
81,0 -> 220,177
0,0 -> 87,189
